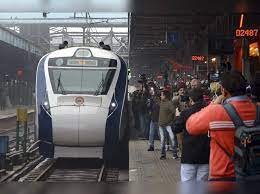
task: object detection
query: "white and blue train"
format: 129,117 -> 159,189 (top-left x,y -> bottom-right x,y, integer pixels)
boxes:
36,47 -> 129,166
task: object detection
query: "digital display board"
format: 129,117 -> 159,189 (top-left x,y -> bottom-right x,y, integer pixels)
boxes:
67,59 -> 98,66
235,29 -> 259,37
192,56 -> 206,61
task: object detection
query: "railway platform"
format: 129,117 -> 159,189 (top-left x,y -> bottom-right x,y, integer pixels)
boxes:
129,140 -> 180,183
0,140 -> 258,194
0,107 -> 34,131
0,107 -> 34,120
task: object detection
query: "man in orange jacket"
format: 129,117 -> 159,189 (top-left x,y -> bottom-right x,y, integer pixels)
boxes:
186,71 -> 256,181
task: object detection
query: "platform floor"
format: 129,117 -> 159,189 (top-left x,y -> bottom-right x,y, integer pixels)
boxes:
129,140 -> 180,183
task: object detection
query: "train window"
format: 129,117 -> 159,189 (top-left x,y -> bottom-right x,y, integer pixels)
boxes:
49,68 -> 116,95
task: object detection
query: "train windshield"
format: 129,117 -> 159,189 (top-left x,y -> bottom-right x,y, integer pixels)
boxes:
48,68 -> 116,95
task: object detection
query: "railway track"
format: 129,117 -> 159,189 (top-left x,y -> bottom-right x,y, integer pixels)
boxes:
0,123 -> 35,151
19,158 -> 119,183
1,125 -> 121,183
1,126 -> 120,183
0,122 -> 35,135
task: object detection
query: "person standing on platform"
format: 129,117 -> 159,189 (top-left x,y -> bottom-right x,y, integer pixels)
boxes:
0,86 -> 6,110
159,90 -> 178,160
139,88 -> 150,139
132,90 -> 141,137
172,82 -> 188,154
147,87 -> 160,151
173,88 -> 210,181
186,71 -> 256,181
190,79 -> 201,89
191,78 -> 211,105
172,82 -> 188,112
0,86 -> 4,110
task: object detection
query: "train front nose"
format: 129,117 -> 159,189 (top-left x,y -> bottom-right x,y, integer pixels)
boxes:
78,105 -> 108,146
51,96 -> 108,146
52,106 -> 79,146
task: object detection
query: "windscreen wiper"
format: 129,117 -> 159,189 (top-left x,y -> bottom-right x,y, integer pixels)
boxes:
57,72 -> 67,95
94,73 -> 105,96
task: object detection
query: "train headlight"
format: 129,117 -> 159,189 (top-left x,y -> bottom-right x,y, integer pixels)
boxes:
43,101 -> 50,109
109,101 -> 117,112
108,96 -> 118,116
42,93 -> 51,115
111,102 -> 116,108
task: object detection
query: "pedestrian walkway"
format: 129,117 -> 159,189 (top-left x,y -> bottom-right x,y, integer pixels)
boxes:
129,140 -> 180,183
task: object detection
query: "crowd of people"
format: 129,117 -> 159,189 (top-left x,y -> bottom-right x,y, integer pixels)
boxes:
0,86 -> 8,110
129,70 -> 260,182
0,80 -> 34,110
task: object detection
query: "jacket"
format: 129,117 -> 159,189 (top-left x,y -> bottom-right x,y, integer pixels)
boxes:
148,96 -> 160,122
173,101 -> 210,164
186,96 -> 256,180
159,99 -> 175,127
172,95 -> 188,112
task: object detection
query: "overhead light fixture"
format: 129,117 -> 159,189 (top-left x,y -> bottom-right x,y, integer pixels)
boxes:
211,58 -> 217,62
239,14 -> 244,28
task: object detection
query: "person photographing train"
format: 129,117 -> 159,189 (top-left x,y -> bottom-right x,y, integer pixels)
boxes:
186,71 -> 260,181
173,88 -> 210,181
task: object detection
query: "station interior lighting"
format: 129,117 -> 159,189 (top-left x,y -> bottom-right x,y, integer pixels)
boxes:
211,57 -> 217,62
249,42 -> 259,57
239,14 -> 244,28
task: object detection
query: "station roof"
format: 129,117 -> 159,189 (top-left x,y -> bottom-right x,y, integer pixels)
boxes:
0,0 -> 259,14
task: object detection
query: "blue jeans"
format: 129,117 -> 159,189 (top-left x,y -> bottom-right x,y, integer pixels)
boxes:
148,121 -> 158,147
181,164 -> 209,182
139,113 -> 149,138
159,125 -> 178,157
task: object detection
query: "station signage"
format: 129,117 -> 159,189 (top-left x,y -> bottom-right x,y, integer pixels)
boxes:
235,29 -> 259,37
167,32 -> 178,44
192,55 -> 206,61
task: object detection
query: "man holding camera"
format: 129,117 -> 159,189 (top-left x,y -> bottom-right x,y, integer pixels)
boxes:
186,71 -> 256,181
172,82 -> 189,154
172,82 -> 188,112
173,88 -> 210,181
147,87 -> 160,151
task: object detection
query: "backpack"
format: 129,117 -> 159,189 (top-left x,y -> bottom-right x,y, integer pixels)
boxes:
215,103 -> 260,181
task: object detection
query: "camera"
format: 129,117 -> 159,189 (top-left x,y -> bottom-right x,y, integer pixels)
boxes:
209,73 -> 220,83
180,95 -> 190,102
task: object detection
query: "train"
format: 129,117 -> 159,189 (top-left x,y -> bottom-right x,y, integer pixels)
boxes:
35,47 -> 129,167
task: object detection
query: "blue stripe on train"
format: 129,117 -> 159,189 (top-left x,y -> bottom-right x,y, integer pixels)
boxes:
36,55 -> 54,156
103,57 -> 128,160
